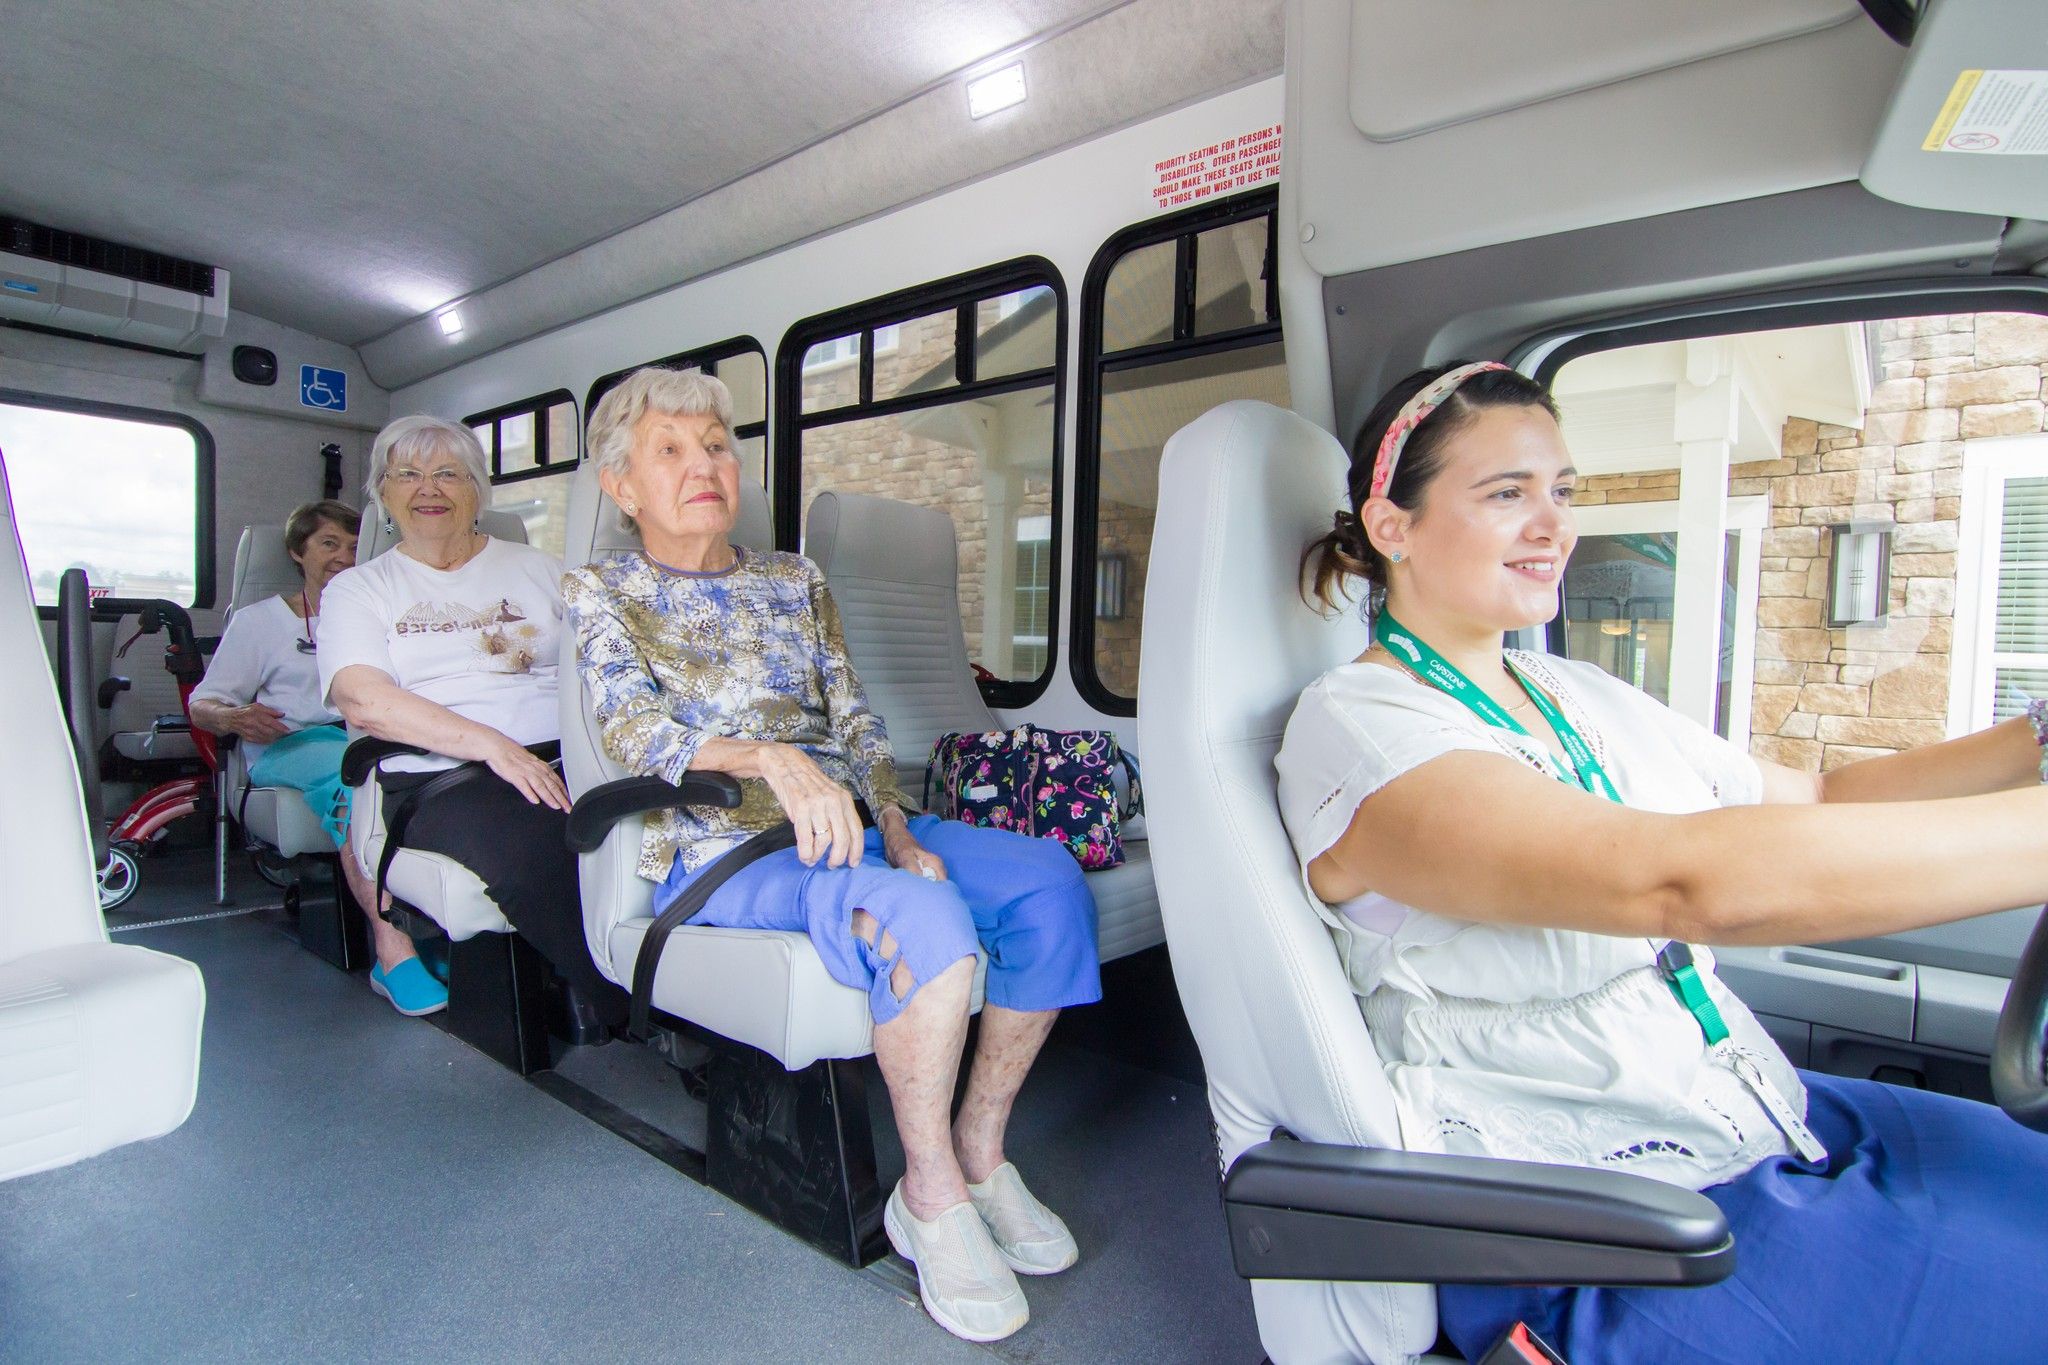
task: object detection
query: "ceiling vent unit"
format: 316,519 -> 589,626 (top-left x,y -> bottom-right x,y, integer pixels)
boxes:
0,216 -> 229,350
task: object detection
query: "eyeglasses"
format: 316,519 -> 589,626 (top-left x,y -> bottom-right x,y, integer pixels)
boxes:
385,467 -> 470,489
295,637 -> 316,654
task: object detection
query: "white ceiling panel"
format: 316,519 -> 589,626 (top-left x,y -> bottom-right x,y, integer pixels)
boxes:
0,0 -> 1139,344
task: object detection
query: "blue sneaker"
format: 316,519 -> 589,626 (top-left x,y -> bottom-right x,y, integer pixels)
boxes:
370,958 -> 449,1017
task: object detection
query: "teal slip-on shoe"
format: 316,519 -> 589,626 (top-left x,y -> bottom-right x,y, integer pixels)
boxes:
370,958 -> 449,1017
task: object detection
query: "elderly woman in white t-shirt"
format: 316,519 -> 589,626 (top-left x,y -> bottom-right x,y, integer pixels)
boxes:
191,500 -> 441,1012
1278,360 -> 2048,1362
318,415 -> 620,1026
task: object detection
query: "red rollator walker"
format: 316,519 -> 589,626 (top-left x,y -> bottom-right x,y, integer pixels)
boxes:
95,600 -> 219,910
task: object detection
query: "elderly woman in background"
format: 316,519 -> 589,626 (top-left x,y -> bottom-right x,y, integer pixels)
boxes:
190,500 -> 444,1014
564,368 -> 1099,1345
319,415 -> 622,1026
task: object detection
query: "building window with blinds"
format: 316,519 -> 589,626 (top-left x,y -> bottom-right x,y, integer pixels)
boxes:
1953,434 -> 2048,735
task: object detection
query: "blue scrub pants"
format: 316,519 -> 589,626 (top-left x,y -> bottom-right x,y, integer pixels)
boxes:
658,814 -> 1102,1027
1439,1070 -> 2048,1363
246,723 -> 350,848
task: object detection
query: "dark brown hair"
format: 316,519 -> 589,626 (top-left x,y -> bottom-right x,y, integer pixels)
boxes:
1302,362 -> 1558,615
283,499 -> 362,574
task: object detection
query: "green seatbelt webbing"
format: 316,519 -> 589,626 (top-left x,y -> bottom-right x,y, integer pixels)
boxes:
1373,610 -> 1729,1047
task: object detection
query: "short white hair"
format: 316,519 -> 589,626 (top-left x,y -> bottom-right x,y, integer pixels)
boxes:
587,368 -> 736,532
365,415 -> 491,508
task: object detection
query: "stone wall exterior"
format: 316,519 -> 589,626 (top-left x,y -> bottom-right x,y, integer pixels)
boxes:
1578,313 -> 2048,772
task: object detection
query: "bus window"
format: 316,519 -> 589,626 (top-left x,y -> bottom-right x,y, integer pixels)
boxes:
1075,190 -> 1287,713
780,262 -> 1064,703
466,389 -> 577,559
1546,309 -> 2048,768
0,393 -> 213,608
587,339 -> 769,491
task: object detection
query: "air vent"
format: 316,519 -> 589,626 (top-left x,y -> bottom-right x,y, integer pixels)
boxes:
2,216 -> 218,297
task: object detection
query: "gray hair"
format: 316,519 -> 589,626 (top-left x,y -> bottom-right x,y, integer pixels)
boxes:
365,415 -> 491,509
586,368 -> 736,532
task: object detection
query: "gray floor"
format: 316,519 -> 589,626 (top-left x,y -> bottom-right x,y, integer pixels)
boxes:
0,854 -> 1264,1364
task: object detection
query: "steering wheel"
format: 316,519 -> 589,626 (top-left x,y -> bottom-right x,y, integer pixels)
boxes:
1992,907 -> 2048,1131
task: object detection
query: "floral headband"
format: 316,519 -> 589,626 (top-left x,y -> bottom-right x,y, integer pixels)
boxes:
1367,361 -> 1512,500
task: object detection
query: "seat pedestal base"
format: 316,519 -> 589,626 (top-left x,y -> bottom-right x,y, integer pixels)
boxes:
448,931 -> 555,1076
289,858 -> 369,972
703,1038 -> 887,1267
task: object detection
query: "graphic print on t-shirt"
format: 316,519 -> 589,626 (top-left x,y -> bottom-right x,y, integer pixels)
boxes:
394,597 -> 543,674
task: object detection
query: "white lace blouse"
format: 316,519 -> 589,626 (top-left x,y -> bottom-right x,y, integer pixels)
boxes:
1276,650 -> 1810,1191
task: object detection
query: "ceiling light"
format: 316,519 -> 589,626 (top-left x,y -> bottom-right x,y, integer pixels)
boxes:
437,309 -> 464,337
967,63 -> 1026,120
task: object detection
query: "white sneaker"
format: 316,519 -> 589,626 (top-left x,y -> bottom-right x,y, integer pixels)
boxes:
884,1182 -> 1030,1342
966,1162 -> 1078,1275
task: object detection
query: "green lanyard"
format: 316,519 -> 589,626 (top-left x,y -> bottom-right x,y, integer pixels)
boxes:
1374,610 -> 1728,1047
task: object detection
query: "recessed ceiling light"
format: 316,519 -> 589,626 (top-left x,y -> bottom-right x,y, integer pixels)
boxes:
437,309 -> 465,337
967,63 -> 1026,120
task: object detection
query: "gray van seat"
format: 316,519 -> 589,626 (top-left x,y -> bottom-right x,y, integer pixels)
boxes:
805,490 -> 1163,963
343,508 -> 531,941
557,463 -> 988,1070
221,525 -> 332,858
1,461 -> 203,1182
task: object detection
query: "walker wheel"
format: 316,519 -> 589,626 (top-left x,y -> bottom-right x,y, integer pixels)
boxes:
97,846 -> 141,911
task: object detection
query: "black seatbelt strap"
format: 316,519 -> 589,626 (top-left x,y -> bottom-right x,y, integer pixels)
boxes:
627,799 -> 881,1040
627,821 -> 797,1040
371,741 -> 562,920
374,763 -> 489,922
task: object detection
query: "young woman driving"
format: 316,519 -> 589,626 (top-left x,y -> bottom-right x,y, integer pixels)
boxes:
1278,361 -> 2048,1361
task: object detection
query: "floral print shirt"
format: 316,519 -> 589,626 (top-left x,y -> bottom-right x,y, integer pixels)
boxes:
562,548 -> 907,881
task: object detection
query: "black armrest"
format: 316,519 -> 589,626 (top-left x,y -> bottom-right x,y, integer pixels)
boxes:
97,677 -> 131,708
565,773 -> 745,854
340,737 -> 432,787
1223,1139 -> 1734,1288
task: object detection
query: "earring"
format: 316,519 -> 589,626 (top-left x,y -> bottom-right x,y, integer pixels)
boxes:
1390,551 -> 1404,563
624,501 -> 638,516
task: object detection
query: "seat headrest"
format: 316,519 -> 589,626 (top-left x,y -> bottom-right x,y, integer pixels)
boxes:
560,457 -> 773,568
805,492 -> 955,588
357,504 -> 529,561
1144,401 -> 1366,744
228,526 -> 305,616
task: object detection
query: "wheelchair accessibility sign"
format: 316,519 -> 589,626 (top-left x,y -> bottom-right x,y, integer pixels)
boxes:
300,364 -> 348,412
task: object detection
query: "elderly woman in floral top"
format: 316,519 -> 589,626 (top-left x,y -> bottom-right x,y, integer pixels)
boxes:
564,368 -> 1099,1345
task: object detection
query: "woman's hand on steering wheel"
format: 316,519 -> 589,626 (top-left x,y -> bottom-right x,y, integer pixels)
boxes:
754,743 -> 862,868
483,733 -> 570,811
228,702 -> 293,745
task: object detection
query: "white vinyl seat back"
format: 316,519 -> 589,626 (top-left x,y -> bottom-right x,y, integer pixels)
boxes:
805,491 -> 995,797
342,509 -> 530,940
559,464 -> 907,1068
1138,401 -> 1435,1365
222,525 -> 331,858
0,456 -> 203,1181
807,491 -> 1165,962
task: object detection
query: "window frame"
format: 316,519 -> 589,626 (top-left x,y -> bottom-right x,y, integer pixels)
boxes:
1,387 -> 217,614
1071,187 -> 1282,716
1527,282 -> 2048,655
584,336 -> 770,479
1952,434 -> 2048,735
463,388 -> 580,486
773,257 -> 1068,709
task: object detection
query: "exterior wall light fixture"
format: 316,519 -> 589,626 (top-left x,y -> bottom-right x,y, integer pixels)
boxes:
1096,553 -> 1127,621
1826,521 -> 1893,627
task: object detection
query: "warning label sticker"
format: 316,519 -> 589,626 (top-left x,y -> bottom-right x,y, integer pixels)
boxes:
1922,70 -> 2048,154
1152,124 -> 1283,210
